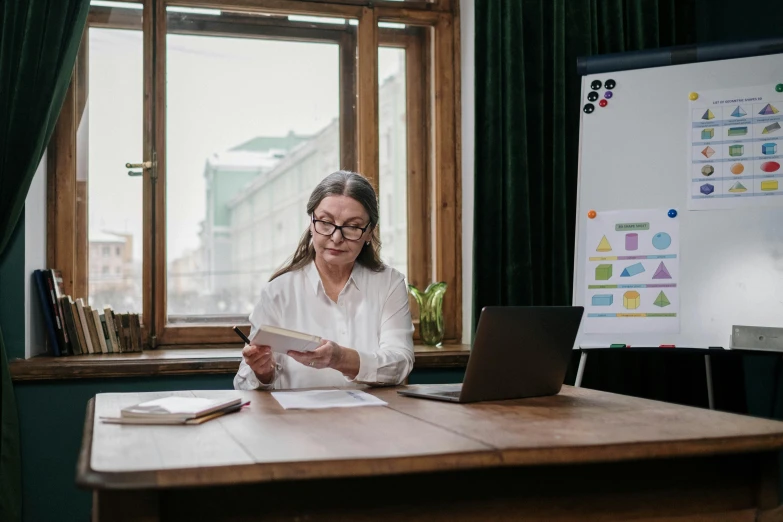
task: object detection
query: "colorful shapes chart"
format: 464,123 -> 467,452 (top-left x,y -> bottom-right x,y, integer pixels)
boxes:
731,105 -> 747,117
620,262 -> 645,277
653,291 -> 671,308
595,264 -> 613,281
623,291 -> 641,310
652,261 -> 671,279
584,209 -> 679,334
652,232 -> 672,250
690,88 -> 783,209
761,180 -> 779,191
625,233 -> 638,251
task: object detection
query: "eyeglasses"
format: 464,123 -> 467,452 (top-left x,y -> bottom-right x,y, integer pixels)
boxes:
311,216 -> 371,241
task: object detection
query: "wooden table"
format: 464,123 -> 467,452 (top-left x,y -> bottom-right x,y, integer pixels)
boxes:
78,386 -> 783,521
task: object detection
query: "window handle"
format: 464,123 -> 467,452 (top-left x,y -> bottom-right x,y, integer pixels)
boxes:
125,159 -> 156,179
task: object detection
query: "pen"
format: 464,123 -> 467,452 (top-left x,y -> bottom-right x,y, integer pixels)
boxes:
232,326 -> 252,345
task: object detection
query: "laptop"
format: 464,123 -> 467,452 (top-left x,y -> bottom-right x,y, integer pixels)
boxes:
398,306 -> 584,403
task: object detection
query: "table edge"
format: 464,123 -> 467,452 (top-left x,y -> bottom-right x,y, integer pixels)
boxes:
76,398 -> 783,490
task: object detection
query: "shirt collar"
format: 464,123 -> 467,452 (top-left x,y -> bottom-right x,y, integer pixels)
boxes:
304,260 -> 363,295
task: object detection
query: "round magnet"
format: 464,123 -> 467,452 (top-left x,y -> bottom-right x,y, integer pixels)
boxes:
668,209 -> 677,218
590,80 -> 602,90
604,79 -> 616,89
588,210 -> 597,219
587,91 -> 599,102
599,99 -> 608,107
776,84 -> 783,93
604,91 -> 613,99
583,103 -> 595,114
689,92 -> 699,100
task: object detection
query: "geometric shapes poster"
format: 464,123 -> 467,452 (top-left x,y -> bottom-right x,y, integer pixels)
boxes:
584,209 -> 680,334
689,85 -> 783,210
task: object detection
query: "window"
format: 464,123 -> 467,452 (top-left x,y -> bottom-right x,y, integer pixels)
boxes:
49,0 -> 461,348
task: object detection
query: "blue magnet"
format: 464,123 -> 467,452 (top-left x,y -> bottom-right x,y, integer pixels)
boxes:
604,91 -> 613,99
667,209 -> 677,218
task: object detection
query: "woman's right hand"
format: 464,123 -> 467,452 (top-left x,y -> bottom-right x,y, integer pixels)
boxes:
242,344 -> 275,384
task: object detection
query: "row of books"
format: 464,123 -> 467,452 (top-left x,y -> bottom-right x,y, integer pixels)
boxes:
34,269 -> 143,356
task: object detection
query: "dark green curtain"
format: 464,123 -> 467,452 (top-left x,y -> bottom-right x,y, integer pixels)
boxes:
473,0 -> 696,323
470,1 -> 747,409
0,1 -> 90,520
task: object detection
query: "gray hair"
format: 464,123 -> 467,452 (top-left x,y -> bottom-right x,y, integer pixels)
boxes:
269,170 -> 384,281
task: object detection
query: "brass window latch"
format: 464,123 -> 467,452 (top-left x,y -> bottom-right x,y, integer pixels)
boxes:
125,153 -> 158,180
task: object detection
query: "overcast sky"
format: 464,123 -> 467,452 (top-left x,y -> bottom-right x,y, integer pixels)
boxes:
88,25 -> 402,262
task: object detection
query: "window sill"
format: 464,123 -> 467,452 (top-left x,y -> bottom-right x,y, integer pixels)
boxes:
9,344 -> 470,382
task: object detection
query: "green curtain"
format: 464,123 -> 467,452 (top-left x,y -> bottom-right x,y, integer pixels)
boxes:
473,0 -> 696,326
0,1 -> 90,520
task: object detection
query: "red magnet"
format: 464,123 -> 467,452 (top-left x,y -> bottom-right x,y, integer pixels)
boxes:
599,99 -> 608,107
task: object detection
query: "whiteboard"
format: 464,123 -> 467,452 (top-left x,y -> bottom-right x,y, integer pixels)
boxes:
573,51 -> 783,349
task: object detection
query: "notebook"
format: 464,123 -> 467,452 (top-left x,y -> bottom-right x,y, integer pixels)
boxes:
100,396 -> 245,425
251,325 -> 322,354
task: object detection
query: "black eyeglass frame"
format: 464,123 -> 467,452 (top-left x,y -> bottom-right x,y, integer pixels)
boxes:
311,215 -> 372,242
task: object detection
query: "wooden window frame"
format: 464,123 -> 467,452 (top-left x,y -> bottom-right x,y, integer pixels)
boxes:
48,0 -> 462,350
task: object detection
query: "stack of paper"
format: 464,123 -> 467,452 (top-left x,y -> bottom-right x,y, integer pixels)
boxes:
271,389 -> 388,410
101,396 -> 247,425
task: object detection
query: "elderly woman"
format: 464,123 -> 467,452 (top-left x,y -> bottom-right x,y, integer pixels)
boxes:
233,170 -> 414,390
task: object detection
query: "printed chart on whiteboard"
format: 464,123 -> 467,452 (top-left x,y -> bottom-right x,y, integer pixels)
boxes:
689,84 -> 783,210
584,209 -> 680,334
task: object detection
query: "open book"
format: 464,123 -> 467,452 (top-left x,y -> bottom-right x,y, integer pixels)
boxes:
251,325 -> 322,354
100,396 -> 246,425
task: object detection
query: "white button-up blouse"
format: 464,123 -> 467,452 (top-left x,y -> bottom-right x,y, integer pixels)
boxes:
233,261 -> 415,390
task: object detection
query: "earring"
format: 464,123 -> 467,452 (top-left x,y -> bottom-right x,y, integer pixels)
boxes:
366,241 -> 370,245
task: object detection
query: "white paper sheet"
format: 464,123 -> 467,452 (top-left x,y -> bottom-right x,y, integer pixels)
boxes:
688,85 -> 783,210
271,389 -> 388,410
583,209 -> 680,334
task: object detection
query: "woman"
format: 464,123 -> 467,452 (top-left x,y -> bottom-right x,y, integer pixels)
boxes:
233,170 -> 414,390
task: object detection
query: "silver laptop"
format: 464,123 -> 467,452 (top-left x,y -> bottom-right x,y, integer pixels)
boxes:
398,306 -> 584,403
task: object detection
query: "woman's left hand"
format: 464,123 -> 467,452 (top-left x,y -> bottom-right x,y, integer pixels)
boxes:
288,340 -> 342,370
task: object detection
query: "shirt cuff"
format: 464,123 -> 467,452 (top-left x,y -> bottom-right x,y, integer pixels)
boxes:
353,350 -> 378,383
236,359 -> 276,390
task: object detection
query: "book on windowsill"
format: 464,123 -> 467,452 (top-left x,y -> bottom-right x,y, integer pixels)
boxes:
251,325 -> 322,354
100,396 -> 248,425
